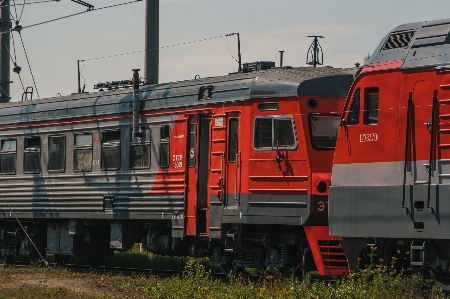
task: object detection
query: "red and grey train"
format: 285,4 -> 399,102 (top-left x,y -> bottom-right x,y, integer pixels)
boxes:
0,63 -> 355,275
329,17 -> 450,286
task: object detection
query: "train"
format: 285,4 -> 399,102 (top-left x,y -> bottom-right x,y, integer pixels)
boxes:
329,17 -> 450,288
2,16 -> 449,286
0,60 -> 356,276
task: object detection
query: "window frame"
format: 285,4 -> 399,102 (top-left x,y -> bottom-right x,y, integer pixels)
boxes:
0,139 -> 16,175
160,125 -> 170,168
101,130 -> 121,171
364,87 -> 379,125
73,132 -> 93,172
346,88 -> 360,125
253,116 -> 298,151
308,113 -> 341,150
130,128 -> 151,170
23,136 -> 41,174
48,135 -> 66,172
228,118 -> 239,162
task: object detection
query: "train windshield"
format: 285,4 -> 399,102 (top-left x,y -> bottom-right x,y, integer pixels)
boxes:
309,114 -> 340,150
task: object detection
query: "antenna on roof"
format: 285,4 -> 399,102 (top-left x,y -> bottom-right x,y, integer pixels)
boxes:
306,35 -> 324,67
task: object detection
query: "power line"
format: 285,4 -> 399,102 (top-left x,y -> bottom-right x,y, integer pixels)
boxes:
84,34 -> 226,61
22,0 -> 141,30
0,0 -> 142,35
18,32 -> 40,98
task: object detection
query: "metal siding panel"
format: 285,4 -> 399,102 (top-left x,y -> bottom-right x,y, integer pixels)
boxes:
329,185 -> 450,239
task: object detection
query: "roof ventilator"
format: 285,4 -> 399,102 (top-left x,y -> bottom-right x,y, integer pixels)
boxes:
381,30 -> 415,51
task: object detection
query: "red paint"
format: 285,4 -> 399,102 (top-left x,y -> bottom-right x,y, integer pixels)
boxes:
304,226 -> 349,275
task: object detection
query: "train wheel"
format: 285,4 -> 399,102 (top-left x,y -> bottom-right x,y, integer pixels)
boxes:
221,262 -> 244,277
54,254 -> 70,267
383,240 -> 410,271
88,256 -> 104,268
0,253 -> 13,264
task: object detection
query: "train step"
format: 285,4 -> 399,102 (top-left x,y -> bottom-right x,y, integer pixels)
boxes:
410,240 -> 427,266
304,226 -> 349,276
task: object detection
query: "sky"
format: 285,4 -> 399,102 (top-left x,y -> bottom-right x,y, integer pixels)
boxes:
3,0 -> 450,101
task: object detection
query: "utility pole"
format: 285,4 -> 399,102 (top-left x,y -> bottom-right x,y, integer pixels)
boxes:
145,0 -> 159,85
0,0 -> 12,102
226,33 -> 242,72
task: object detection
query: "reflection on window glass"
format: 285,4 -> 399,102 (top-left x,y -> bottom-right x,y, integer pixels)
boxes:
347,88 -> 360,124
254,117 -> 296,150
24,137 -> 40,173
49,136 -> 65,171
228,118 -> 238,162
160,125 -> 170,168
364,87 -> 379,124
74,133 -> 92,171
0,139 -> 16,174
309,114 -> 340,149
102,130 -> 121,170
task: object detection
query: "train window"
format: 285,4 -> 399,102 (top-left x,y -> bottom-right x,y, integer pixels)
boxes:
160,125 -> 170,168
258,102 -> 279,111
309,114 -> 340,150
101,130 -> 121,170
130,129 -> 150,169
228,118 -> 238,162
48,136 -> 65,172
347,88 -> 360,124
254,117 -> 297,150
364,87 -> 379,125
24,137 -> 40,174
74,133 -> 92,172
188,124 -> 196,167
0,139 -> 16,174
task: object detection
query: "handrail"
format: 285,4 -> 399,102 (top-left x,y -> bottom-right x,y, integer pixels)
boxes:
427,91 -> 438,208
402,95 -> 412,208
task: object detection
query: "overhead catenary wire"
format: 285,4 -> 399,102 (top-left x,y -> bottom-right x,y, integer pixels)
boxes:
0,0 -> 142,35
18,32 -> 40,98
83,35 -> 227,61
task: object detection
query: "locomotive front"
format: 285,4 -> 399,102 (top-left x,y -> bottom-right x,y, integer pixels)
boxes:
329,17 -> 450,286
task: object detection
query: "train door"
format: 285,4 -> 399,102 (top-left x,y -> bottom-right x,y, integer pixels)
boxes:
411,80 -> 434,184
186,115 -> 211,236
225,114 -> 240,208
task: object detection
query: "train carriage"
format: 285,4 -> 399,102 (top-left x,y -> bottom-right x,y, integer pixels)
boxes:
329,17 -> 450,285
0,65 -> 354,275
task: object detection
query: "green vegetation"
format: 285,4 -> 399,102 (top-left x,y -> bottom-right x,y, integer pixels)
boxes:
0,258 -> 449,299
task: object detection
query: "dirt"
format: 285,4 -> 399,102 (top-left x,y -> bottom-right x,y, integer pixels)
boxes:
0,271 -> 106,295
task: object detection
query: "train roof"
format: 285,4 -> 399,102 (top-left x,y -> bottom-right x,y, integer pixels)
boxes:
0,66 -> 355,126
367,17 -> 450,69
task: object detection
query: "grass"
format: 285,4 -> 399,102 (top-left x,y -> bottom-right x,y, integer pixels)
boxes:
0,258 -> 449,299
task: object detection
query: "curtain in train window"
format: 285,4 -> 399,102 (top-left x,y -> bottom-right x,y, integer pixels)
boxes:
101,130 -> 121,170
74,133 -> 92,171
24,137 -> 40,173
364,87 -> 379,124
254,117 -> 297,150
130,129 -> 150,169
0,139 -> 16,174
48,136 -> 65,172
347,88 -> 360,124
160,125 -> 170,168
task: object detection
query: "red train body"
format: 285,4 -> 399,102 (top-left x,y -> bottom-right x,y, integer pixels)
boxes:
329,17 -> 450,286
0,65 -> 355,276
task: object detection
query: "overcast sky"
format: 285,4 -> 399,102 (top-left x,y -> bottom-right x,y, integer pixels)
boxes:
4,0 -> 450,101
